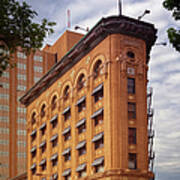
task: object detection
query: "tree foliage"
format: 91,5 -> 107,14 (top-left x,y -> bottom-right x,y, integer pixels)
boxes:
0,0 -> 56,76
163,0 -> 180,52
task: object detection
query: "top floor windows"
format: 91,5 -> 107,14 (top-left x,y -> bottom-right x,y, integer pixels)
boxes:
77,74 -> 85,90
34,55 -> 43,62
51,95 -> 57,111
93,60 -> 102,79
63,85 -> 70,101
41,104 -> 46,118
31,112 -> 36,125
17,52 -> 27,59
127,51 -> 135,59
127,78 -> 135,94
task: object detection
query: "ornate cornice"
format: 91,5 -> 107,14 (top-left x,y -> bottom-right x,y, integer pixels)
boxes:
20,15 -> 157,106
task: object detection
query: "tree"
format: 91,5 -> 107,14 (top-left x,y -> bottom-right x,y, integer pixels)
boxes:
0,0 -> 56,76
163,0 -> 180,52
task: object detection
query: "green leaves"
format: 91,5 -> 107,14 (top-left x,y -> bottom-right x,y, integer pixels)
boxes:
0,0 -> 56,76
167,28 -> 180,51
163,0 -> 180,52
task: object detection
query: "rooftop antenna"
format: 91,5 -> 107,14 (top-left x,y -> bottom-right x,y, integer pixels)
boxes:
118,0 -> 122,16
67,9 -> 71,28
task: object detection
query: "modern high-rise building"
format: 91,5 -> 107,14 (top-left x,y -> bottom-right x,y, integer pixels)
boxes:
0,30 -> 83,180
20,15 -> 157,180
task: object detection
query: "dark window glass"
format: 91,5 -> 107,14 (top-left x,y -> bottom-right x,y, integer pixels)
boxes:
51,95 -> 57,111
41,144 -> 46,154
95,162 -> 104,173
78,169 -> 87,178
94,114 -> 103,126
31,167 -> 36,175
128,128 -> 136,144
52,138 -> 58,147
51,118 -> 58,129
94,89 -> 103,103
52,158 -> 58,167
78,123 -> 86,134
41,104 -> 46,118
31,112 -> 36,125
41,163 -> 46,171
95,137 -> 104,150
78,146 -> 86,156
128,153 -> 137,169
64,86 -> 70,101
127,51 -> 135,59
93,60 -> 102,79
64,110 -> 71,121
127,78 -> 135,94
64,174 -> 71,180
77,74 -> 85,90
41,127 -> 46,136
78,100 -> 86,112
128,102 -> 136,119
31,150 -> 36,158
31,132 -> 36,142
64,152 -> 71,162
64,131 -> 71,141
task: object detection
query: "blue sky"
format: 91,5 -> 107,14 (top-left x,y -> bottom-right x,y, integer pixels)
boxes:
20,0 -> 180,179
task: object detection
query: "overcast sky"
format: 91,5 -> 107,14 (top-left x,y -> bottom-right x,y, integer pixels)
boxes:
20,0 -> 180,179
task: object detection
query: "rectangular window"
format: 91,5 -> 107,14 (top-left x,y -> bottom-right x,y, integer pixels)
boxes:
0,83 -> 9,89
50,116 -> 58,129
94,114 -> 103,126
17,74 -> 26,81
64,131 -> 71,141
0,94 -> 9,99
78,100 -> 86,112
128,103 -> 136,119
17,63 -> 26,70
34,66 -> 43,73
0,116 -> 9,123
78,123 -> 86,134
78,146 -> 86,156
128,153 -> 137,169
0,128 -> 9,134
78,169 -> 86,178
64,110 -> 71,121
17,85 -> 26,91
17,130 -> 26,136
34,55 -> 43,62
127,78 -> 135,94
64,152 -> 71,162
17,52 -> 27,59
128,128 -> 136,144
1,72 -> 9,78
34,77 -> 40,83
95,137 -> 104,150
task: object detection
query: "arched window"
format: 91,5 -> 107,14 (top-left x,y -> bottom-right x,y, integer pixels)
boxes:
41,104 -> 46,118
31,112 -> 36,125
127,51 -> 135,59
64,86 -> 70,101
51,95 -> 57,111
93,60 -> 102,79
77,74 -> 85,90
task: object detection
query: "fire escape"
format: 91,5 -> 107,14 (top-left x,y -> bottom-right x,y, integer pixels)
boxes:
147,87 -> 155,177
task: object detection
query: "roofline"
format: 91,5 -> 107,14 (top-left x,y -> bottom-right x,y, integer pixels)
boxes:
20,15 -> 157,106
